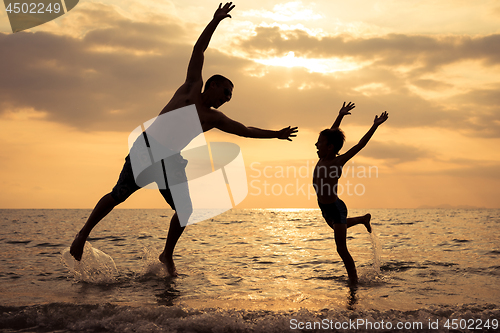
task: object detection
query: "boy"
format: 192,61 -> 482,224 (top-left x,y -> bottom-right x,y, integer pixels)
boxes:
313,102 -> 388,284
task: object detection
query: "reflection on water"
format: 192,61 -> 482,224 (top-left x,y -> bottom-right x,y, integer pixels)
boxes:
0,208 -> 499,312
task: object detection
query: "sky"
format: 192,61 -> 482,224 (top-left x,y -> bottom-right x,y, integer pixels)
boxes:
1,0 -> 499,209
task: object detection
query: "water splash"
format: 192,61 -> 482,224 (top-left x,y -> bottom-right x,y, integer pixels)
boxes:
358,228 -> 384,284
61,242 -> 118,283
370,230 -> 382,272
139,247 -> 168,278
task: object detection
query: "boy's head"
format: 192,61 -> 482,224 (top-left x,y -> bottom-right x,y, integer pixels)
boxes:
318,128 -> 345,156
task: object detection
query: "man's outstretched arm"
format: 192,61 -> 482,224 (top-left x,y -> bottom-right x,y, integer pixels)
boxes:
185,2 -> 235,83
215,113 -> 298,141
331,101 -> 355,129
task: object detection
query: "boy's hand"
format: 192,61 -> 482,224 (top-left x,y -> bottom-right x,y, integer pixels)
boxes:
214,2 -> 235,21
374,111 -> 389,126
278,126 -> 299,141
339,101 -> 355,116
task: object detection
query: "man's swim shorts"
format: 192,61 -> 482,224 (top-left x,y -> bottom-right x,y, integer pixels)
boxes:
110,154 -> 187,210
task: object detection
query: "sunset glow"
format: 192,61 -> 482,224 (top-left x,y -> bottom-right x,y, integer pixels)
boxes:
1,0 -> 499,209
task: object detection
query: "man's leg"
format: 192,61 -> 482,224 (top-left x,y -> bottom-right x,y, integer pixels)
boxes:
346,213 -> 371,232
159,213 -> 185,277
70,192 -> 119,261
333,223 -> 358,285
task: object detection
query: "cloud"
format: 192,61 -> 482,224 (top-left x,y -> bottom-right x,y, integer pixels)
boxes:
241,1 -> 322,22
1,5 -> 500,140
234,26 -> 500,71
353,140 -> 432,165
419,158 -> 500,180
228,25 -> 500,137
0,3 -> 191,131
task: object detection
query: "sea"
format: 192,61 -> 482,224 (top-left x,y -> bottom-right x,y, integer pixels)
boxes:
0,208 -> 499,332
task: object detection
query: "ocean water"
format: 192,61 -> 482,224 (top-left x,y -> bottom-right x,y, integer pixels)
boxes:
1,208 -> 499,332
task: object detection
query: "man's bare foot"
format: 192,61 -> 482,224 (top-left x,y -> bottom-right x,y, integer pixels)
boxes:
69,232 -> 86,261
364,214 -> 372,233
159,252 -> 178,277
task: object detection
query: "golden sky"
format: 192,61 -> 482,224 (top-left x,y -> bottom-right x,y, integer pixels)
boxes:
1,0 -> 499,209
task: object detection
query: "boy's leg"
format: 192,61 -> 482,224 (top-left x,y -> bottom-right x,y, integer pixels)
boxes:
333,223 -> 358,285
70,192 -> 119,261
159,213 -> 186,277
346,213 -> 371,233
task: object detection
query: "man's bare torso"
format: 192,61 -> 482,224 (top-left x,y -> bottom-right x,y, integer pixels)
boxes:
158,79 -> 221,133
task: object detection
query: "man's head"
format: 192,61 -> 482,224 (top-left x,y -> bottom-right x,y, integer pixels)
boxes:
316,128 -> 345,158
204,74 -> 234,109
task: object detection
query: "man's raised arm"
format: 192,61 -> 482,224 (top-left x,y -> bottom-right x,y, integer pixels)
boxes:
331,101 -> 355,129
185,2 -> 235,83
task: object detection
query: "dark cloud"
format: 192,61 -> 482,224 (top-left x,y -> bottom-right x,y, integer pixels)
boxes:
351,140 -> 432,165
1,10 -> 499,140
234,27 -> 500,71
220,63 -> 454,133
412,79 -> 453,91
229,26 -> 500,137
442,85 -> 500,138
424,158 -> 500,179
0,4 -> 190,132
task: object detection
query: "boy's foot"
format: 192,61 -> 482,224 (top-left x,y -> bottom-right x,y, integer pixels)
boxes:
348,277 -> 359,286
364,214 -> 372,233
159,252 -> 178,277
70,232 -> 86,261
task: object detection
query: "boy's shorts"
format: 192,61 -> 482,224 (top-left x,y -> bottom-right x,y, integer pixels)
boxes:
318,198 -> 348,229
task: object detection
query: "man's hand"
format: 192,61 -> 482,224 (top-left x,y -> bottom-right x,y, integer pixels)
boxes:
278,126 -> 299,141
339,101 -> 355,116
214,2 -> 235,21
374,111 -> 389,126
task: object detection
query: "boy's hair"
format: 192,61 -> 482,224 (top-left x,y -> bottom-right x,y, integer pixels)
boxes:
320,128 -> 345,155
204,74 -> 234,92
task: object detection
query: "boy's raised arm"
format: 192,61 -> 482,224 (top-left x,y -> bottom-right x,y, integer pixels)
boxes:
338,111 -> 389,164
331,101 -> 355,129
185,3 -> 235,83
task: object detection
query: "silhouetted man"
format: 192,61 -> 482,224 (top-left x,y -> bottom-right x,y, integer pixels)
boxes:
70,3 -> 298,276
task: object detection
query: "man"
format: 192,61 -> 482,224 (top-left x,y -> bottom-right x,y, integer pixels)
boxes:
70,2 -> 298,276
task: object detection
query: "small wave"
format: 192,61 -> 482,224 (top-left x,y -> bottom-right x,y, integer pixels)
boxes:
35,242 -> 64,248
422,261 -> 458,268
1,303 -> 499,333
5,240 -> 31,245
380,260 -> 423,272
452,239 -> 471,243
